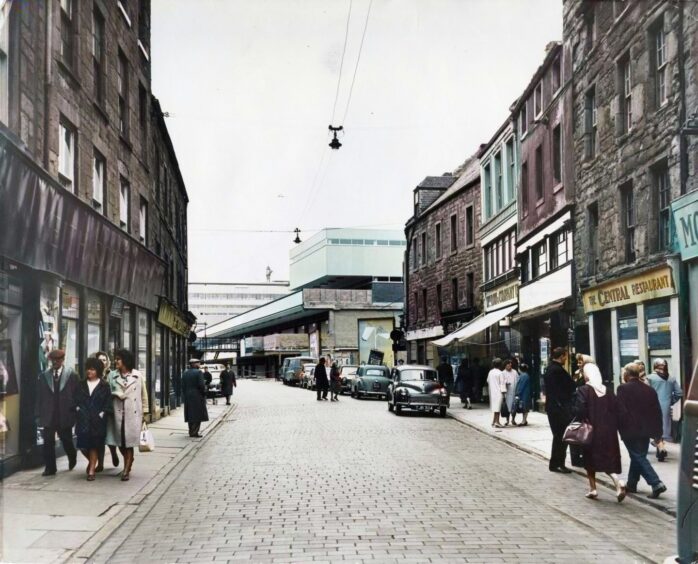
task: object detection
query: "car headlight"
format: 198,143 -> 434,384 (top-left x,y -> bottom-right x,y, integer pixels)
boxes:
439,388 -> 448,395
397,388 -> 408,397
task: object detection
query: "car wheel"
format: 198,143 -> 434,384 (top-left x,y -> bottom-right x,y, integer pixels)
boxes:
388,401 -> 394,412
356,392 -> 362,399
395,404 -> 402,415
350,389 -> 355,398
439,406 -> 447,417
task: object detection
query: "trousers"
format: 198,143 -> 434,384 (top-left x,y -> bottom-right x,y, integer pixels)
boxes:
188,422 -> 201,436
623,437 -> 661,488
42,426 -> 77,473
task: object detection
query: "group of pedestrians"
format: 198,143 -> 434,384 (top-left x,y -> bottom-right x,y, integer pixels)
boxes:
38,348 -> 148,482
314,356 -> 342,401
544,347 -> 679,501
486,357 -> 532,427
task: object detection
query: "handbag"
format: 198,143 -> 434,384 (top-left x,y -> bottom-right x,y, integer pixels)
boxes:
671,399 -> 682,422
139,422 -> 155,452
563,419 -> 593,446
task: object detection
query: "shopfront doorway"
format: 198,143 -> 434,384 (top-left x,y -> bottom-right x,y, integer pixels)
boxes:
594,310 -> 614,388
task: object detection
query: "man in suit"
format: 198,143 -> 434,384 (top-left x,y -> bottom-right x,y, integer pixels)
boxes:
36,349 -> 78,476
543,347 -> 576,473
182,359 -> 209,437
220,363 -> 237,406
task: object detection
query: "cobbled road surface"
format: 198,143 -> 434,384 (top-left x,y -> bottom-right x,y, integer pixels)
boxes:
90,379 -> 676,563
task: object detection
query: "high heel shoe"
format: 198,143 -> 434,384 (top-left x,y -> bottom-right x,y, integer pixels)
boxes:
616,480 -> 627,503
585,490 -> 598,499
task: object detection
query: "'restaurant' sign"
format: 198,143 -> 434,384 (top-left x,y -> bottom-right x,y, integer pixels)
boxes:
484,281 -> 519,312
157,299 -> 190,337
582,266 -> 675,313
671,189 -> 698,262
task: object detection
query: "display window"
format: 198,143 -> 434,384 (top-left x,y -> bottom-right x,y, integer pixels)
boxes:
123,304 -> 133,351
40,283 -> 60,373
153,324 -> 163,410
87,292 -> 102,356
646,299 -> 672,373
617,305 -> 639,368
0,269 -> 23,461
137,310 -> 149,381
60,285 -> 80,373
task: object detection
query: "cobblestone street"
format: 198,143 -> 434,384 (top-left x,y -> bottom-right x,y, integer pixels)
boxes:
90,380 -> 676,563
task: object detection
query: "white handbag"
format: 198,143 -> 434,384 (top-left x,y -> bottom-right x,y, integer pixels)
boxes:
671,399 -> 682,422
139,422 -> 155,452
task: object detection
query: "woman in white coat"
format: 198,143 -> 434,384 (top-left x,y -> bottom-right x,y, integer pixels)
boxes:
501,359 -> 519,426
106,349 -> 149,481
487,358 -> 505,428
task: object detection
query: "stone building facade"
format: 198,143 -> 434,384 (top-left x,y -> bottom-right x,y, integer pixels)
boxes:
564,0 -> 689,387
404,159 -> 482,365
0,0 -> 191,475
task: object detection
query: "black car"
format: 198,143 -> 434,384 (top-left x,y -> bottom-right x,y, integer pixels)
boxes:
387,364 -> 449,416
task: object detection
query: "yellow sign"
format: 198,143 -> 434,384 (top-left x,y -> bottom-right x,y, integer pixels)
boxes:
484,281 -> 519,312
157,301 -> 190,337
582,266 -> 675,313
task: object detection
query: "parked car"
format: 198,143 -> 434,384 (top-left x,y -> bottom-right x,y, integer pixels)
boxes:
387,364 -> 449,416
301,363 -> 315,389
201,363 -> 225,398
337,365 -> 359,394
351,365 -> 391,399
283,356 -> 316,386
278,358 -> 291,381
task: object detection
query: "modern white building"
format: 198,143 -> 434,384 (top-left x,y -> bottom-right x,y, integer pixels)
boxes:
188,282 -> 291,329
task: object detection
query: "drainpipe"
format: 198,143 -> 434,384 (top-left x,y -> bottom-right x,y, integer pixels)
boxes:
403,223 -> 411,362
43,0 -> 52,169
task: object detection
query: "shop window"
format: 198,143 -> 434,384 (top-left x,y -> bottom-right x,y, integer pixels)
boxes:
60,285 -> 80,373
617,305 -> 639,368
153,325 -> 163,409
123,304 -> 133,351
87,292 -> 102,356
646,300 -> 672,370
137,310 -> 148,382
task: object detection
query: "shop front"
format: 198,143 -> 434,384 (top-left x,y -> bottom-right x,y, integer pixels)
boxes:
582,265 -> 681,389
405,325 -> 443,366
157,298 -> 192,413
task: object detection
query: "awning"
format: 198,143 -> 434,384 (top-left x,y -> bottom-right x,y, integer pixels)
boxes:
431,304 -> 517,347
511,299 -> 569,323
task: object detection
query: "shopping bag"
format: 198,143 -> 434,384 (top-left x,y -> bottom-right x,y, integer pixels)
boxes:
671,399 -> 682,422
139,422 -> 155,452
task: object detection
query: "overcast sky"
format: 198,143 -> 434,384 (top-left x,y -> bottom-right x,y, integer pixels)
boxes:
152,0 -> 562,284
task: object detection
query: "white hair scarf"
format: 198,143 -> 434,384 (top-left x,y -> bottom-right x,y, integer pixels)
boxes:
583,363 -> 606,397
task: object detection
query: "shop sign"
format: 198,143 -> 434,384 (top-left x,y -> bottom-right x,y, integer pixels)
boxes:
110,298 -> 124,318
484,281 -> 519,312
582,266 -> 675,313
157,300 -> 190,337
671,190 -> 698,261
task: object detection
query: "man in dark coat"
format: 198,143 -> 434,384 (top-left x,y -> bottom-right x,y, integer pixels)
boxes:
455,358 -> 474,409
36,349 -> 78,476
617,362 -> 667,498
220,363 -> 237,406
315,357 -> 329,401
543,347 -> 575,473
437,357 -> 454,394
182,359 -> 209,437
202,366 -> 213,399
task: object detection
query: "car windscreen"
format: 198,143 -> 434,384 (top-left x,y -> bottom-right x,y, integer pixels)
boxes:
342,367 -> 358,375
364,369 -> 388,377
399,369 -> 437,381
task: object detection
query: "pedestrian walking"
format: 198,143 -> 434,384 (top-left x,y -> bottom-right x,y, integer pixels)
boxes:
95,351 -> 119,471
471,358 -> 485,402
74,357 -> 112,481
220,363 -> 237,406
181,359 -> 209,437
202,365 -> 213,402
437,357 -> 454,394
616,362 -> 667,499
330,362 -> 341,401
487,358 -> 505,428
501,359 -> 518,426
315,357 -> 329,401
647,359 -> 682,461
106,349 -> 149,481
455,358 -> 473,409
36,349 -> 79,476
513,363 -> 531,426
543,347 -> 575,474
573,363 -> 625,501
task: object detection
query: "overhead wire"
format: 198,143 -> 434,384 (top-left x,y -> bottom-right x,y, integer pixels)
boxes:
341,0 -> 373,125
330,0 -> 353,124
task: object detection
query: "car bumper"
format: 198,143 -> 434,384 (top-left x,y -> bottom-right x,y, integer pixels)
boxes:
395,397 -> 449,408
357,390 -> 387,397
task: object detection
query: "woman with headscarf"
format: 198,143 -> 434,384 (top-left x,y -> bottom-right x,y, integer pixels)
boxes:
573,363 -> 625,501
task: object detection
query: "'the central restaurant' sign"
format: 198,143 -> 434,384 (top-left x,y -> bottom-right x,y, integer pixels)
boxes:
582,266 -> 675,313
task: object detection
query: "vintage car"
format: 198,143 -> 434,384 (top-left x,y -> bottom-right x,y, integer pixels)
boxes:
201,363 -> 225,398
282,356 -> 316,386
301,363 -> 315,389
351,365 -> 391,399
387,364 -> 449,416
337,364 -> 359,394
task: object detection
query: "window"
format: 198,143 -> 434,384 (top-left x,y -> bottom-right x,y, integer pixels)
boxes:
552,125 -> 562,184
0,0 -> 11,124
412,292 -> 418,322
58,117 -> 77,192
621,181 -> 635,262
139,197 -> 147,244
506,139 -> 515,201
92,7 -> 105,105
535,145 -> 543,202
655,165 -> 671,251
484,245 -> 491,281
584,6 -> 595,53
466,273 -> 474,308
420,232 -> 426,266
120,178 -> 130,231
653,23 -> 667,107
584,86 -> 597,159
533,241 -> 548,278
422,288 -> 427,319
411,237 -> 417,271
435,223 -> 442,259
520,103 -> 528,135
451,278 -> 458,310
551,230 -> 570,269
450,214 -> 457,252
465,205 -> 474,247
60,0 -> 75,70
618,54 -> 632,133
118,51 -> 129,138
552,55 -> 561,93
520,251 -> 530,283
139,83 -> 148,158
534,82 -> 542,117
588,202 -> 599,275
92,150 -> 106,210
494,152 -> 503,211
138,0 -> 150,50
521,161 -> 529,215
436,284 -> 442,314
483,163 -> 492,218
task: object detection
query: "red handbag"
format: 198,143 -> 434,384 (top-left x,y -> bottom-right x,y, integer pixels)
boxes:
563,420 -> 593,446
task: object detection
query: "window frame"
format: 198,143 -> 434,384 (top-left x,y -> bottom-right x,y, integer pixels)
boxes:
465,205 -> 474,247
534,82 -> 542,118
92,6 -> 106,106
621,182 -> 636,262
420,232 -> 426,266
139,196 -> 148,244
655,164 -> 671,251
92,149 -> 106,211
435,222 -> 442,259
450,214 -> 458,253
117,50 -> 130,139
494,151 -> 503,211
119,177 -> 130,232
654,25 -> 667,107
60,0 -> 76,70
552,124 -> 562,185
584,86 -> 597,159
58,117 -> 77,193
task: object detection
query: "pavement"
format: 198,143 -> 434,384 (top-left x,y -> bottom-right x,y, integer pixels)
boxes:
0,400 -> 232,564
445,401 -> 680,516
